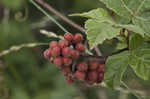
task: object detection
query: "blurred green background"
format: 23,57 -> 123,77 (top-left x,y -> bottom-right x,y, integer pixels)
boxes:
0,0 -> 150,99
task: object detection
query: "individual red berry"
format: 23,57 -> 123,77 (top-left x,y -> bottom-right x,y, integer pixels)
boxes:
75,43 -> 85,52
87,71 -> 98,82
44,49 -> 51,58
66,76 -> 74,84
62,47 -> 72,57
97,73 -> 104,83
74,71 -> 86,81
77,62 -> 88,71
73,33 -> 83,43
97,64 -> 105,73
49,41 -> 58,48
64,33 -> 73,42
58,40 -> 69,48
53,57 -> 63,67
63,57 -> 72,66
99,73 -> 104,79
51,46 -> 61,57
61,67 -> 71,76
71,50 -> 79,59
89,60 -> 98,70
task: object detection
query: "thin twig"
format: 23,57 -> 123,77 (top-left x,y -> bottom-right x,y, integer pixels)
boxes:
94,47 -> 102,56
34,0 -> 102,56
0,43 -> 48,57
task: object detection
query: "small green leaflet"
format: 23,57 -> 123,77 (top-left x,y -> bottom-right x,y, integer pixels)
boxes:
129,44 -> 150,80
104,51 -> 129,89
70,8 -> 112,21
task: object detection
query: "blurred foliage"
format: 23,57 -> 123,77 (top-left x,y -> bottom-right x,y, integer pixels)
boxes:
0,0 -> 150,99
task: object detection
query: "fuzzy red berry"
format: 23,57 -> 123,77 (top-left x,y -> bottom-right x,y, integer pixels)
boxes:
71,50 -> 79,59
89,60 -> 98,70
99,73 -> 104,79
75,43 -> 85,52
58,40 -> 69,48
74,71 -> 86,80
66,76 -> 74,84
87,71 -> 98,82
64,33 -> 74,42
77,62 -> 88,71
44,49 -> 51,58
49,41 -> 58,48
97,73 -> 104,83
73,33 -> 83,43
97,64 -> 105,73
61,67 -> 71,76
51,46 -> 61,57
54,57 -> 63,67
63,57 -> 72,66
62,47 -> 72,57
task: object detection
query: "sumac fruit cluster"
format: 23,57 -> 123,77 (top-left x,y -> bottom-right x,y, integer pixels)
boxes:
44,33 -> 104,85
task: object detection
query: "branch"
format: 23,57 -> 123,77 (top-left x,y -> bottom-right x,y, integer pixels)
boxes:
34,0 -> 102,56
35,0 -> 86,33
0,43 -> 48,57
107,48 -> 128,57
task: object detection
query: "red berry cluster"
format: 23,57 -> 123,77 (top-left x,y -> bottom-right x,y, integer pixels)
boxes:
44,33 -> 104,85
75,60 -> 104,85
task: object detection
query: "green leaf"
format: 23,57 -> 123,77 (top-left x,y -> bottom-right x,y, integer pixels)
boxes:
105,51 -> 129,89
100,0 -> 150,19
85,19 -> 121,49
129,44 -> 150,80
129,33 -> 144,51
100,0 -> 150,35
